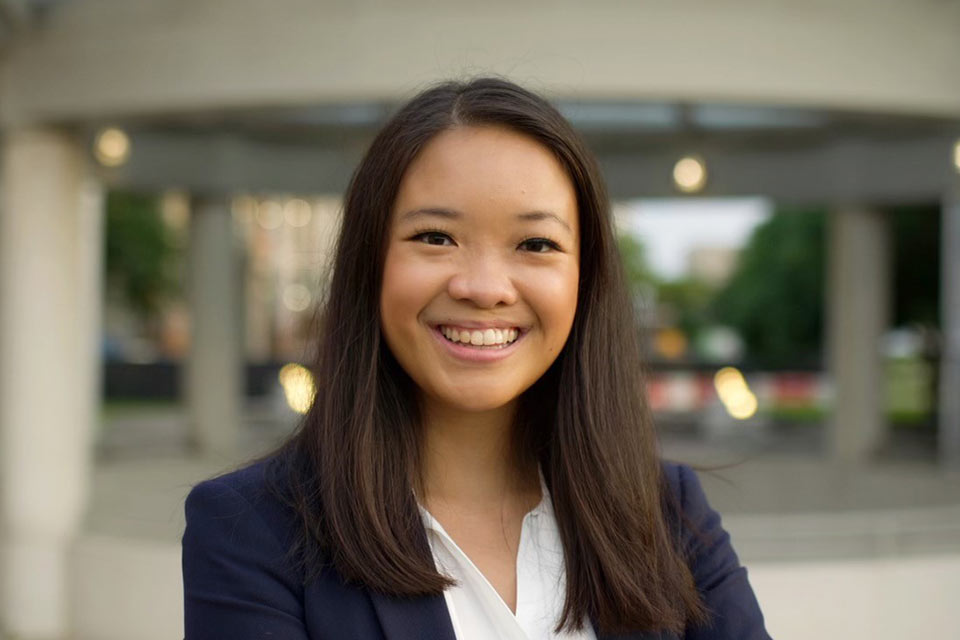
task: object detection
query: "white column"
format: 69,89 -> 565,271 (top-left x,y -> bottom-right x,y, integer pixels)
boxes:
0,129 -> 103,638
940,184 -> 960,469
826,206 -> 891,462
185,196 -> 242,455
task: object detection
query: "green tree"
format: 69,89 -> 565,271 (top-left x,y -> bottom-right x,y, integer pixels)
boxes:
617,232 -> 661,326
657,277 -> 716,340
617,232 -> 656,290
711,209 -> 826,366
105,191 -> 177,319
712,204 -> 941,366
618,232 -> 717,346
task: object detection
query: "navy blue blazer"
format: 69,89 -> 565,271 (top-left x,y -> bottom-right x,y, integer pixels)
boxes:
182,458 -> 771,639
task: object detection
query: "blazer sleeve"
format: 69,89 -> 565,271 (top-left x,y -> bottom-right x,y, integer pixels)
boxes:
675,464 -> 772,640
182,478 -> 310,640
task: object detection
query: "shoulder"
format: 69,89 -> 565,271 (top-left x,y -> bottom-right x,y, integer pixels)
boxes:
659,460 -> 689,500
659,460 -> 709,520
659,461 -> 773,639
186,455 -> 278,514
183,452 -> 300,564
658,461 -> 721,559
182,453 -> 318,637
657,460 -> 731,569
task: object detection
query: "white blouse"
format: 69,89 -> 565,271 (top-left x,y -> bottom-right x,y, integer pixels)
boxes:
418,475 -> 597,640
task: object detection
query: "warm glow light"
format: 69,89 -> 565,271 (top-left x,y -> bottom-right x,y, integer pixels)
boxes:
278,363 -> 316,414
953,139 -> 960,174
713,366 -> 758,420
654,327 -> 687,360
714,366 -> 745,392
256,199 -> 283,230
282,284 -> 312,312
673,155 -> 707,193
93,127 -> 131,167
284,198 -> 313,227
725,391 -> 758,420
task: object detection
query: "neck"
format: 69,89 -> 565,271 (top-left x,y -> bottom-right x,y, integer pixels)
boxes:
418,398 -> 538,509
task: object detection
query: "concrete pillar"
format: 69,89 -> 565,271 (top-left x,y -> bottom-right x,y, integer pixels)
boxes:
940,183 -> 960,469
827,206 -> 891,462
185,196 -> 242,455
0,129 -> 103,638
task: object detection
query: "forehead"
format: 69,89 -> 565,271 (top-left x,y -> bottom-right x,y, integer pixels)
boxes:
393,125 -> 578,227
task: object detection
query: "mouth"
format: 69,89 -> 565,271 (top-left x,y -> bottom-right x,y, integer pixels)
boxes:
435,324 -> 522,349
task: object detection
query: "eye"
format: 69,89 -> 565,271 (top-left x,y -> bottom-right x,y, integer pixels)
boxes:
411,231 -> 455,246
519,237 -> 561,253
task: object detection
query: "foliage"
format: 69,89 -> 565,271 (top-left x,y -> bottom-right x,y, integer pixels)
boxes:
617,233 -> 713,354
616,232 -> 659,318
105,191 -> 177,319
619,203 -> 940,367
656,277 -> 715,340
617,233 -> 656,289
711,209 -> 826,366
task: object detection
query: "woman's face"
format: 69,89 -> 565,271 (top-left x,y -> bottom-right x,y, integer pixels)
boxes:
380,125 -> 580,415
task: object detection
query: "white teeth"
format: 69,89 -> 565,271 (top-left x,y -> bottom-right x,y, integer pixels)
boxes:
439,325 -> 520,347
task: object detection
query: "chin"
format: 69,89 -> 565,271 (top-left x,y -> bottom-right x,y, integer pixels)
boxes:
431,388 -> 519,414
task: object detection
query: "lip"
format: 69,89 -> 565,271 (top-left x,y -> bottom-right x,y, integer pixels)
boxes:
429,324 -> 525,363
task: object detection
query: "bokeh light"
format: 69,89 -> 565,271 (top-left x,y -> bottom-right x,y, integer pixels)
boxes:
256,199 -> 284,230
713,366 -> 759,419
282,283 -> 312,312
159,191 -> 189,231
93,127 -> 131,167
283,198 -> 313,227
655,327 -> 688,360
278,363 -> 316,414
672,155 -> 707,193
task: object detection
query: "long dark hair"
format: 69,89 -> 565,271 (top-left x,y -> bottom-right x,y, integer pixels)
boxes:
270,77 -> 706,635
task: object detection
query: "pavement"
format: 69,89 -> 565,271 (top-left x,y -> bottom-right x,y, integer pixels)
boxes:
88,402 -> 960,559
73,402 -> 960,640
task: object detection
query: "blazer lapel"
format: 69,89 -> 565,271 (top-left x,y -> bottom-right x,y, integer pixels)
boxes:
369,590 -> 457,640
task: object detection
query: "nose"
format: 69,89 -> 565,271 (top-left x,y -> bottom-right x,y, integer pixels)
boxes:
447,252 -> 518,308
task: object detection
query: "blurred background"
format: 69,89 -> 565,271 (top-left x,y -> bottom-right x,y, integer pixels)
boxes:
1,1 -> 959,638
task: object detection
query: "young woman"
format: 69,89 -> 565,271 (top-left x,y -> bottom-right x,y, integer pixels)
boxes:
182,78 -> 770,639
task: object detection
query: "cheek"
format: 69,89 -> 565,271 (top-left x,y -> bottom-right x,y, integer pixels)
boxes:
379,251 -> 443,337
525,263 -> 580,338
380,256 -> 414,335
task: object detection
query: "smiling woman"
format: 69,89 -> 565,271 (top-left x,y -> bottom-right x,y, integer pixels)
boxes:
381,125 -> 580,415
182,78 -> 771,640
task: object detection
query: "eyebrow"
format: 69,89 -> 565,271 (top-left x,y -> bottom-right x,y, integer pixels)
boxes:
400,207 -> 573,233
